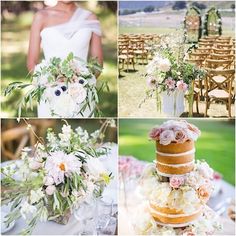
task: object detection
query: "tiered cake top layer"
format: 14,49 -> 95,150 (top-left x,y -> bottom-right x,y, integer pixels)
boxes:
149,120 -> 201,176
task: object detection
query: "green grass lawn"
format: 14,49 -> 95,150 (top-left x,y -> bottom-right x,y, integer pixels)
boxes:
1,6 -> 117,118
119,119 -> 235,185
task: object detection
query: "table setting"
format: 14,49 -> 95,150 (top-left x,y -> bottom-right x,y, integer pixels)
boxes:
1,121 -> 118,235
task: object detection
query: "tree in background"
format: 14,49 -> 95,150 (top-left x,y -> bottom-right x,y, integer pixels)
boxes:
144,5 -> 155,13
192,2 -> 207,10
231,3 -> 235,10
172,1 -> 186,10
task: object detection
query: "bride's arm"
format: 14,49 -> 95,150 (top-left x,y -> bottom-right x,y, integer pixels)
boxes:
88,14 -> 103,78
27,11 -> 44,72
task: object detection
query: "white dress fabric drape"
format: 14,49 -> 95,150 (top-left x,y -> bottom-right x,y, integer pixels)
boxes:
38,8 -> 101,118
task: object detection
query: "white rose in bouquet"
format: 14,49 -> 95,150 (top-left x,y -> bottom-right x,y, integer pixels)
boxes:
51,93 -> 77,117
68,83 -> 87,104
157,58 -> 171,72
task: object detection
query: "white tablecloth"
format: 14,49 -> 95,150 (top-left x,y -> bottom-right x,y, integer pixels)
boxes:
2,143 -> 118,235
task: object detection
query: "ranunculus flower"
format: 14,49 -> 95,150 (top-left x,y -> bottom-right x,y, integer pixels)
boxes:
165,77 -> 176,90
45,185 -> 56,195
149,127 -> 162,140
68,83 -> 87,104
159,130 -> 175,145
176,80 -> 188,91
157,58 -> 171,72
83,157 -> 107,178
174,129 -> 188,143
198,185 -> 210,202
169,176 -> 185,188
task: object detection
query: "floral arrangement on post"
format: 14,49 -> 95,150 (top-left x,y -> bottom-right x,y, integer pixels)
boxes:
4,53 -> 107,118
140,41 -> 205,116
1,119 -> 115,235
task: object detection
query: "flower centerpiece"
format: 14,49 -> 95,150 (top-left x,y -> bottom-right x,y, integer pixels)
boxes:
4,53 -> 106,118
1,119 -> 115,235
140,36 -> 205,117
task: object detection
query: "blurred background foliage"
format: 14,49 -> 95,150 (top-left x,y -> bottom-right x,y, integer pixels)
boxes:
1,1 -> 117,118
119,119 -> 235,185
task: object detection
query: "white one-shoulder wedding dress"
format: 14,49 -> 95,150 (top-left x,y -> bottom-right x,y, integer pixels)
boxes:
38,8 -> 101,118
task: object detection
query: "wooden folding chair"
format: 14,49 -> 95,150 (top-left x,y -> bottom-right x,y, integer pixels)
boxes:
1,126 -> 36,160
204,69 -> 235,117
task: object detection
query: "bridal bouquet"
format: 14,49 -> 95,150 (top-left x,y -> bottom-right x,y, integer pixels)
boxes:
1,120 -> 115,235
4,53 -> 104,118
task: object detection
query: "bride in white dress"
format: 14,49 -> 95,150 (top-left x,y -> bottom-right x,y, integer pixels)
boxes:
27,1 -> 103,118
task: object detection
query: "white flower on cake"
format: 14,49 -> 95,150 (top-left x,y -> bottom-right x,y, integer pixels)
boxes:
150,183 -> 172,206
197,161 -> 214,179
159,130 -> 175,145
45,151 -> 82,185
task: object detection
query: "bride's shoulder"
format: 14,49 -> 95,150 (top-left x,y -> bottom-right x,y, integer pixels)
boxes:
33,8 -> 51,24
80,7 -> 99,21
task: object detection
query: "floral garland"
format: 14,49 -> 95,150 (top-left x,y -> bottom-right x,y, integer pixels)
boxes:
1,119 -> 116,234
203,7 -> 222,36
4,53 -> 107,118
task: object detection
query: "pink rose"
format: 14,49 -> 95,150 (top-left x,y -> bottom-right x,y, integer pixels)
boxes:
187,123 -> 201,136
165,77 -> 176,90
149,127 -> 162,140
177,80 -> 188,91
159,130 -> 175,145
174,129 -> 188,143
169,176 -> 185,188
45,185 -> 56,195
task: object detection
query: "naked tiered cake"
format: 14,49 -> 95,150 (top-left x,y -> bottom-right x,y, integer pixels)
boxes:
133,120 -> 222,235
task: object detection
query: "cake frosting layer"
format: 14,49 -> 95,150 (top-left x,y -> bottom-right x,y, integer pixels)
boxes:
156,160 -> 194,175
149,203 -> 202,225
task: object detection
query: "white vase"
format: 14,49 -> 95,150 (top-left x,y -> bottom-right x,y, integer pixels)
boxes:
161,90 -> 185,117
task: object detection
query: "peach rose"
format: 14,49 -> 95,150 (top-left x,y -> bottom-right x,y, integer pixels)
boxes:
174,129 -> 188,143
198,185 -> 210,202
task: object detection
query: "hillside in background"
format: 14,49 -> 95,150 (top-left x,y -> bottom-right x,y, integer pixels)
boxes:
119,1 -> 235,11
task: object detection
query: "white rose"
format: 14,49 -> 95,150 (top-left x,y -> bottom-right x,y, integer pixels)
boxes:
159,130 -> 175,145
198,162 -> 214,179
158,58 -> 171,72
45,185 -> 56,195
68,83 -> 87,104
51,93 -> 76,117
